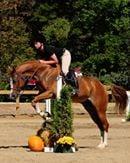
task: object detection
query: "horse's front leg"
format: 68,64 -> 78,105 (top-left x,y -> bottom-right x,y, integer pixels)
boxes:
31,90 -> 53,118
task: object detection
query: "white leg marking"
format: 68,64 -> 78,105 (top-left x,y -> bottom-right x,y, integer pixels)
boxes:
35,103 -> 47,118
104,131 -> 108,146
35,103 -> 41,114
98,132 -> 108,149
98,136 -> 104,149
9,77 -> 13,98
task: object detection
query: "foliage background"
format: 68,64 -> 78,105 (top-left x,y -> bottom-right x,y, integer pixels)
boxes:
0,0 -> 129,89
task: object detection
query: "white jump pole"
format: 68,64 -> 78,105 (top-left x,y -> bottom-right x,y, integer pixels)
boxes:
45,75 -> 62,115
56,75 -> 63,99
45,99 -> 51,114
122,91 -> 130,122
44,76 -> 62,153
126,91 -> 130,118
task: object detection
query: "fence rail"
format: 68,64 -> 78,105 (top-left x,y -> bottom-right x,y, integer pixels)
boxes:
0,90 -> 39,95
0,90 -> 39,110
1,90 -> 128,95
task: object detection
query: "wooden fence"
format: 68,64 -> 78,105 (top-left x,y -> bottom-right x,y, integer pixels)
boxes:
0,89 -> 111,110
0,90 -> 130,115
0,90 -> 39,109
0,90 -> 129,115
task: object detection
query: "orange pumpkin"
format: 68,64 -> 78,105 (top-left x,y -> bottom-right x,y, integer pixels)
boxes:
28,135 -> 44,152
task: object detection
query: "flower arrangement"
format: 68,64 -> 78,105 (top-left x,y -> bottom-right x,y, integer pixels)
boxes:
57,136 -> 75,145
54,136 -> 75,153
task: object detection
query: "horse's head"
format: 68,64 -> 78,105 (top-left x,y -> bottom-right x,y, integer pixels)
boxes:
9,60 -> 61,100
9,67 -> 28,100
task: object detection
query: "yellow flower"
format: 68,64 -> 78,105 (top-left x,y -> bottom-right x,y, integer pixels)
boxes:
57,136 -> 75,145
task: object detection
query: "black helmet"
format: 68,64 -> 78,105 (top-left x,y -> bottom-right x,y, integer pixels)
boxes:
32,32 -> 46,43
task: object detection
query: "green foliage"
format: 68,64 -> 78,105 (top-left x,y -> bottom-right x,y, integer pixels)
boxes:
0,1 -> 35,89
0,0 -> 129,89
0,17 -> 35,88
82,52 -> 129,87
51,86 -> 73,137
42,18 -> 71,46
0,17 -> 35,66
71,0 -> 129,87
126,113 -> 130,121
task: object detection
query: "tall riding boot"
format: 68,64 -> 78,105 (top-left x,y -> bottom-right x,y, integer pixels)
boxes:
64,70 -> 78,92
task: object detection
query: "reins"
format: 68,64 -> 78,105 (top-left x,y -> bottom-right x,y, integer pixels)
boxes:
11,65 -> 41,94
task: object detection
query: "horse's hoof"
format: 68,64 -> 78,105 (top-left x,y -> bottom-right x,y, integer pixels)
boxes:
45,111 -> 51,117
97,143 -> 106,149
121,118 -> 126,122
39,111 -> 46,119
39,111 -> 51,119
45,118 -> 53,123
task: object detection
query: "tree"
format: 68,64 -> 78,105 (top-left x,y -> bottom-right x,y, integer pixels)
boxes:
42,18 -> 71,46
0,0 -> 129,89
0,0 -> 35,89
70,0 -> 129,87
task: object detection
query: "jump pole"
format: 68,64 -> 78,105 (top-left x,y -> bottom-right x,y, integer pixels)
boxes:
56,75 -> 63,99
126,91 -> 130,119
45,99 -> 51,114
44,75 -> 62,153
122,91 -> 130,122
45,75 -> 62,114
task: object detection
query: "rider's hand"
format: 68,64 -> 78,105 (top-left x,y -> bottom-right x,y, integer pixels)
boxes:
39,60 -> 46,64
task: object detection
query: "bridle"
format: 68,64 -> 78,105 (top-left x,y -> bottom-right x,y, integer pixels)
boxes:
10,65 -> 41,94
10,73 -> 25,99
10,72 -> 30,93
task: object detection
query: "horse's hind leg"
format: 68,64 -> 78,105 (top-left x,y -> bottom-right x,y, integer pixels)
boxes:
82,99 -> 109,148
97,112 -> 109,148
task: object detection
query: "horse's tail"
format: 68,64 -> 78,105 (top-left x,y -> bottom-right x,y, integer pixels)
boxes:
111,84 -> 128,113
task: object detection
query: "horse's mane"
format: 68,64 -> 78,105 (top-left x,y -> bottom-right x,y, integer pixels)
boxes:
18,60 -> 43,68
20,60 -> 40,65
10,60 -> 61,77
15,60 -> 51,73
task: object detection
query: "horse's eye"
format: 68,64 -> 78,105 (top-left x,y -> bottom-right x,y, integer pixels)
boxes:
13,78 -> 16,83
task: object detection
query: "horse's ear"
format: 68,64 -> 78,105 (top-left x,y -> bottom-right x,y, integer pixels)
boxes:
8,66 -> 16,75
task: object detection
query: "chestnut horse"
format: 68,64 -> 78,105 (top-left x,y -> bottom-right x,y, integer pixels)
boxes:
10,60 -> 128,148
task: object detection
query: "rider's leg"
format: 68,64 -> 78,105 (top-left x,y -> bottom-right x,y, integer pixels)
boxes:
61,49 -> 71,75
61,49 -> 78,91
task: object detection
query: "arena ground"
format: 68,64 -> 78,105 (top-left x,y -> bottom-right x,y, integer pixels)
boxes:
0,104 -> 130,163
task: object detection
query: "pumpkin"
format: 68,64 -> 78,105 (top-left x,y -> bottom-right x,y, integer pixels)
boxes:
28,135 -> 44,152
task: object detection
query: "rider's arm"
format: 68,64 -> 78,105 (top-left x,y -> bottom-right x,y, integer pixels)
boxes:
39,53 -> 58,64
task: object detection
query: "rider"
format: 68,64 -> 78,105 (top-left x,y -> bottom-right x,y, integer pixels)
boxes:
33,35 -> 78,90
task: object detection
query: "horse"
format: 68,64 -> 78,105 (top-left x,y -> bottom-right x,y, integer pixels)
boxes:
9,60 -> 128,149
